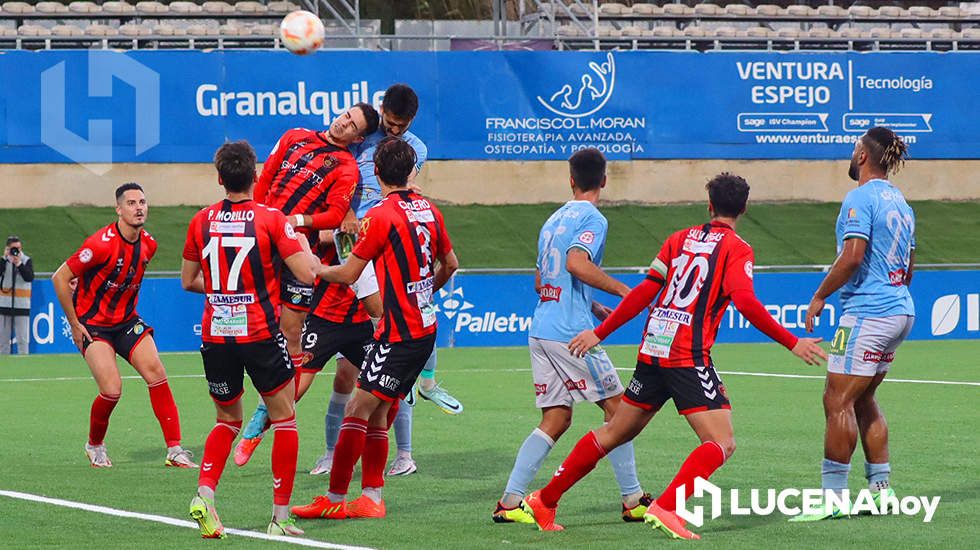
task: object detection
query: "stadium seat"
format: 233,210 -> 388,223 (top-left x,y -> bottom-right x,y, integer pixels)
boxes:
2,2 -> 35,14
938,7 -> 962,18
135,2 -> 168,13
18,24 -> 51,36
784,5 -> 814,18
806,27 -> 833,39
876,6 -> 903,18
776,27 -> 800,39
620,25 -> 643,37
693,4 -> 722,16
960,28 -> 980,39
929,28 -> 955,39
815,6 -> 846,18
251,23 -> 278,36
101,1 -> 136,14
118,23 -> 153,36
838,27 -> 864,39
234,1 -> 268,14
557,25 -> 584,37
847,6 -> 875,18
710,26 -> 738,38
898,27 -> 924,39
267,1 -> 299,14
68,2 -> 100,14
220,23 -> 252,36
51,24 -> 85,37
631,4 -> 661,16
187,24 -> 220,37
570,3 -> 592,17
907,6 -> 936,19
598,26 -> 621,38
35,2 -> 69,13
742,27 -> 774,38
84,24 -> 120,37
203,2 -> 236,14
645,26 -> 677,38
682,25 -> 706,38
169,2 -> 202,14
725,5 -> 752,17
662,4 -> 692,16
599,3 -> 629,16
868,27 -> 892,39
0,27 -> 17,37
755,5 -> 780,17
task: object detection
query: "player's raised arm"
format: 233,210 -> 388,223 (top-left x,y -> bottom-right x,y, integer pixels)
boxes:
805,238 -> 867,333
566,248 -> 630,298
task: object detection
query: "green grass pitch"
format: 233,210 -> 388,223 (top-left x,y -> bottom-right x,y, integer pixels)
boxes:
0,341 -> 976,548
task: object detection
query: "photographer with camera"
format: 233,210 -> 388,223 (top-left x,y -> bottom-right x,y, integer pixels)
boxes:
1,236 -> 34,354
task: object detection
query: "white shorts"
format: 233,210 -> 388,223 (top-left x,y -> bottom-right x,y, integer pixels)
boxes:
529,337 -> 624,408
828,314 -> 914,377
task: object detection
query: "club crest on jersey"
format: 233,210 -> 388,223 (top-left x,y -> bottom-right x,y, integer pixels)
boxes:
79,248 -> 93,263
744,261 -> 754,280
578,231 -> 595,245
540,284 -> 562,302
359,217 -> 372,239
284,222 -> 298,239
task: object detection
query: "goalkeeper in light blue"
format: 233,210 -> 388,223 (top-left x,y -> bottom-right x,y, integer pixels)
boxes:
493,148 -> 650,525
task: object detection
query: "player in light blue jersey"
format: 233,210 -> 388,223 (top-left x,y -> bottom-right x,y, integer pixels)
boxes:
493,148 -> 651,524
312,84 -> 462,480
795,127 -> 915,521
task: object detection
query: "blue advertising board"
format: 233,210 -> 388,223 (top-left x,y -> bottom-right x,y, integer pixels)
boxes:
1,50 -> 977,163
21,270 -> 980,354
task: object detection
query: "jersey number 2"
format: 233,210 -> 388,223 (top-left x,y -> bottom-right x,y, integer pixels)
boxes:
201,236 -> 256,291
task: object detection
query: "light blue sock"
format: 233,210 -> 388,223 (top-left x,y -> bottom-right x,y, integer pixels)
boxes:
241,402 -> 268,439
822,458 -> 851,495
419,348 -> 437,387
393,398 -> 413,453
865,462 -> 891,491
607,440 -> 642,498
325,391 -> 351,452
502,428 -> 555,506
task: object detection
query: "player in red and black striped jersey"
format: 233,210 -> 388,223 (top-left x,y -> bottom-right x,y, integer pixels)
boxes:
52,183 -> 195,470
292,136 -> 458,521
523,173 -> 827,538
181,141 -> 319,538
252,103 -> 379,373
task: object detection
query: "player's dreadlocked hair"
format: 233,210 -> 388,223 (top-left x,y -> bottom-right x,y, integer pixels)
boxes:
862,126 -> 909,176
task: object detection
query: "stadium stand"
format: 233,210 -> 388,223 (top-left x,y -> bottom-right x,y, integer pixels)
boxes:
0,0 -> 977,50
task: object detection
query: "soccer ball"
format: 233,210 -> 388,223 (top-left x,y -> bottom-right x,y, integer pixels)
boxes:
279,10 -> 325,55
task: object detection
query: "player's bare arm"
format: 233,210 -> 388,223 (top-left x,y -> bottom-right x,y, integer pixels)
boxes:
590,301 -> 613,321
566,248 -> 630,297
340,208 -> 359,234
805,238 -> 867,332
180,260 -> 206,294
730,289 -> 827,365
569,276 -> 664,357
284,249 -> 317,285
433,250 -> 459,292
51,262 -> 91,349
318,253 -> 368,285
534,268 -> 542,294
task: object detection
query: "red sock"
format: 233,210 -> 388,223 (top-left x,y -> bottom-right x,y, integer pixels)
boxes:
655,441 -> 727,512
361,426 -> 388,489
385,400 -> 400,429
328,417 -> 368,496
540,431 -> 607,508
270,415 -> 299,506
89,393 -> 120,445
147,378 -> 182,447
198,420 -> 242,491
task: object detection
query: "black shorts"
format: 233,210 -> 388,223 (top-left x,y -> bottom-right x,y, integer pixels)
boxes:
200,332 -> 294,404
280,266 -> 314,312
300,315 -> 374,372
357,334 -> 436,402
623,362 -> 731,415
82,317 -> 153,362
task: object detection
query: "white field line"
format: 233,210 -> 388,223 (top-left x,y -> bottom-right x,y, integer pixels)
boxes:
0,489 -> 375,550
0,369 -> 977,387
